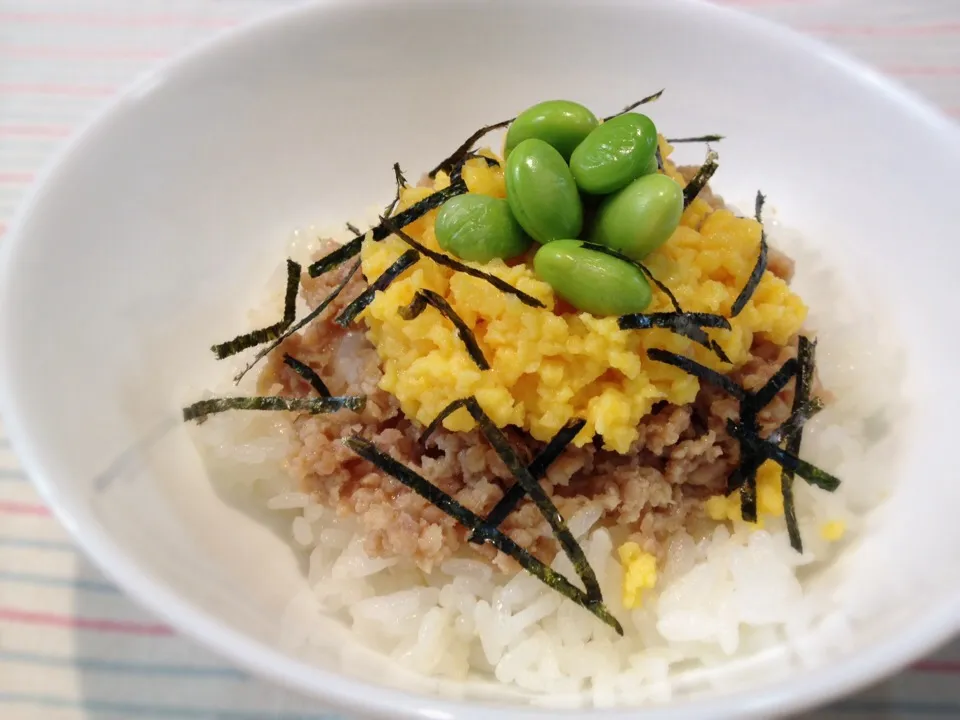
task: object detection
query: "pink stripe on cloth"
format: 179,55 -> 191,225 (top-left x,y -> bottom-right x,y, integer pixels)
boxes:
0,501 -> 50,516
0,82 -> 116,97
809,23 -> 960,36
0,46 -> 169,61
0,607 -> 174,636
0,125 -> 71,138
0,11 -> 237,29
0,172 -> 35,184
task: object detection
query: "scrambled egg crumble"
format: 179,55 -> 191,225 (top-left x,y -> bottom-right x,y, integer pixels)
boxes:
618,542 -> 658,609
359,143 -> 807,452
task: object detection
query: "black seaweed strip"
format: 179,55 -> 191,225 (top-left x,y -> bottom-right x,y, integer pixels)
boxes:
767,397 -> 824,447
306,237 -> 364,279
450,152 -> 500,185
729,421 -> 841,492
655,145 -> 664,173
382,219 -> 546,308
736,455 -> 761,521
682,151 -> 719,209
343,435 -> 623,635
183,395 -> 365,424
710,341 -> 732,365
307,183 -> 467,278
730,191 -> 769,317
345,222 -> 361,235
619,313 -> 731,359
234,259 -> 362,384
428,119 -> 514,179
334,249 -> 420,328
211,259 -> 301,360
398,292 -> 429,321
666,135 -> 725,143
472,419 -> 588,542
399,289 -> 490,370
618,312 -> 730,330
602,89 -> 664,121
749,358 -> 799,412
638,261 -> 681,312
783,336 -> 817,552
574,241 -> 685,314
646,348 -> 746,400
419,398 -> 470,446
282,354 -> 331,397
383,162 -> 408,217
454,398 -> 602,602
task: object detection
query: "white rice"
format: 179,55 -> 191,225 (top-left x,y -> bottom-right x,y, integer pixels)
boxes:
189,217 -> 908,706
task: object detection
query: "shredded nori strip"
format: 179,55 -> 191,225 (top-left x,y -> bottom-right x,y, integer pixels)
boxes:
472,419 -> 587,541
384,162 -> 408,217
345,222 -> 361,235
423,397 -> 603,602
282,354 -> 331,397
399,289 -> 490,370
211,259 -> 301,360
666,135 -> 725,144
682,150 -> 719,209
428,119 -> 513,179
621,312 -> 731,361
730,191 -> 769,317
449,151 -> 499,185
655,145 -> 664,172
748,357 -> 799,411
342,435 -> 623,634
577,242 -> 679,307
234,259 -> 362,384
767,397 -> 824,447
602,89 -> 664,121
382,219 -> 546,308
646,348 -> 746,400
781,336 -> 818,552
183,394 -> 365,424
619,312 -> 730,331
729,421 -> 840,492
574,243 -> 731,360
334,249 -> 420,328
649,345 -> 839,517
307,183 -> 468,278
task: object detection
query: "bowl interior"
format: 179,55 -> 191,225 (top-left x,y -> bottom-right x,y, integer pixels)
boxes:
2,0 -> 960,717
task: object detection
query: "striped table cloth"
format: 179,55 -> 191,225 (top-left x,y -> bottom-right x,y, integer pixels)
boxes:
1,1 -> 958,718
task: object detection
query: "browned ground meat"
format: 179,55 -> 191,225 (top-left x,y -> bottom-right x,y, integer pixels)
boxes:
257,236 -> 809,574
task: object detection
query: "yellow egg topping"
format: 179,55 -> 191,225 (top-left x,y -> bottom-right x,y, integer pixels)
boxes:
617,542 -> 658,609
359,142 -> 807,452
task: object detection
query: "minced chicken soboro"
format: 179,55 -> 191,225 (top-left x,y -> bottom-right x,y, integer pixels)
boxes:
254,147 -> 820,576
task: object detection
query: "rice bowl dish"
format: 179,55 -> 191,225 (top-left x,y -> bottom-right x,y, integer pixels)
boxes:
182,94 -> 908,707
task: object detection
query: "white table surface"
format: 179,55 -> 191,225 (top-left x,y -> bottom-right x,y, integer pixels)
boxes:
1,1 -> 959,718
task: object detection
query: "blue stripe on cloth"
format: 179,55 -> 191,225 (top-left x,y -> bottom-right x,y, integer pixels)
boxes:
832,700 -> 960,716
0,651 -> 245,679
0,570 -> 119,593
0,693 -> 342,719
0,536 -> 77,552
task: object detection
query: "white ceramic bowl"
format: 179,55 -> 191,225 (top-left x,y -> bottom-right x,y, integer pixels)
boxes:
2,0 -> 960,717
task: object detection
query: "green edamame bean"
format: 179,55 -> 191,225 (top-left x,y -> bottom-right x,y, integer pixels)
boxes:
589,173 -> 683,261
505,138 -> 583,245
534,239 -> 652,316
504,100 -> 599,160
435,194 -> 531,263
641,152 -> 659,176
569,113 -> 658,195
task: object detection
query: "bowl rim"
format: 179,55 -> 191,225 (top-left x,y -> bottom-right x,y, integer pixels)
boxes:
1,0 -> 959,718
